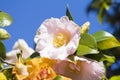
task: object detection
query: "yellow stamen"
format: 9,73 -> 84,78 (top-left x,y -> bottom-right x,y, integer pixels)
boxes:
53,33 -> 68,48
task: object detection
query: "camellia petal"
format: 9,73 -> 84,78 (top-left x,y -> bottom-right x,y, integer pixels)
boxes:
34,16 -> 80,59
53,56 -> 104,80
5,39 -> 34,63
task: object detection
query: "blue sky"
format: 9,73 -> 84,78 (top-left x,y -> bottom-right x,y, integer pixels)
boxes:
0,0 -> 113,51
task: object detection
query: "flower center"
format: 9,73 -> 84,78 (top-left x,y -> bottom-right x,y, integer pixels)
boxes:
36,67 -> 56,80
53,33 -> 68,48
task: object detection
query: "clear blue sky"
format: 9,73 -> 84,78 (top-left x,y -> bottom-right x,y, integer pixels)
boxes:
0,0 -> 113,51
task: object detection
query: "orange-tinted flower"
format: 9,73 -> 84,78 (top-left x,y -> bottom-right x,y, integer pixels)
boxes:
12,62 -> 28,80
24,58 -> 57,80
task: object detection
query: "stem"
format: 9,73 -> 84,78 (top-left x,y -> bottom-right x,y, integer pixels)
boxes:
0,66 -> 13,72
0,57 -> 15,66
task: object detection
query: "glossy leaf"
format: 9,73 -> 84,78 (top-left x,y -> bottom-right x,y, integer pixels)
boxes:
66,5 -> 74,21
93,30 -> 113,42
110,76 -> 120,80
0,41 -> 6,59
97,37 -> 120,50
79,33 -> 97,49
0,11 -> 13,27
0,28 -> 10,40
76,44 -> 98,56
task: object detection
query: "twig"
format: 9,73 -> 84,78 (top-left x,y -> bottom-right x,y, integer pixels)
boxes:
0,57 -> 15,66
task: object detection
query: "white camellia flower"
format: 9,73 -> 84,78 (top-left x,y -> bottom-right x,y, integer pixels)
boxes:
6,39 -> 34,63
53,56 -> 104,80
34,16 -> 80,59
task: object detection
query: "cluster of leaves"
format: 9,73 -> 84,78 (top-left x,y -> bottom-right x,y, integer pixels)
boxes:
87,0 -> 112,23
67,6 -> 120,80
0,11 -> 13,59
0,11 -> 13,80
87,0 -> 120,79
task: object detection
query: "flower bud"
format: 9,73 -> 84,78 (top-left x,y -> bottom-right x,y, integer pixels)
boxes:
0,28 -> 10,40
0,12 -> 13,27
80,21 -> 90,34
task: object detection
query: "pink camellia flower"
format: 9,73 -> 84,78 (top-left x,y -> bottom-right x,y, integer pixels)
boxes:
6,39 -> 34,63
34,16 -> 80,59
53,56 -> 104,80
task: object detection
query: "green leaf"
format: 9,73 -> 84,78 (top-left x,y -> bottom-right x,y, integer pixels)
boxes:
97,37 -> 120,50
100,54 -> 115,67
110,76 -> 120,80
0,11 -> 13,27
98,6 -> 104,23
91,0 -> 101,8
93,31 -> 120,50
54,75 -> 64,80
30,52 -> 39,58
76,44 -> 99,56
93,30 -> 113,42
0,41 -> 6,59
0,63 -> 4,69
0,28 -> 10,40
79,33 -> 97,49
3,68 -> 15,80
66,5 -> 74,21
103,2 -> 110,10
100,55 -> 115,63
85,53 -> 103,61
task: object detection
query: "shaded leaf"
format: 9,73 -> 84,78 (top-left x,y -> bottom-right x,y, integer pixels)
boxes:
30,52 -> 40,58
110,76 -> 120,80
66,5 -> 74,21
85,53 -> 103,61
79,33 -> 97,49
85,51 -> 115,66
0,41 -> 6,59
97,37 -> 120,50
3,68 -> 15,80
91,0 -> 102,9
98,6 -> 104,23
76,44 -> 98,56
0,11 -> 13,27
93,30 -> 113,42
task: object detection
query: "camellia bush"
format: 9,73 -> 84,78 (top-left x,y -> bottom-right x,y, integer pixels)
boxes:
0,7 -> 120,80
